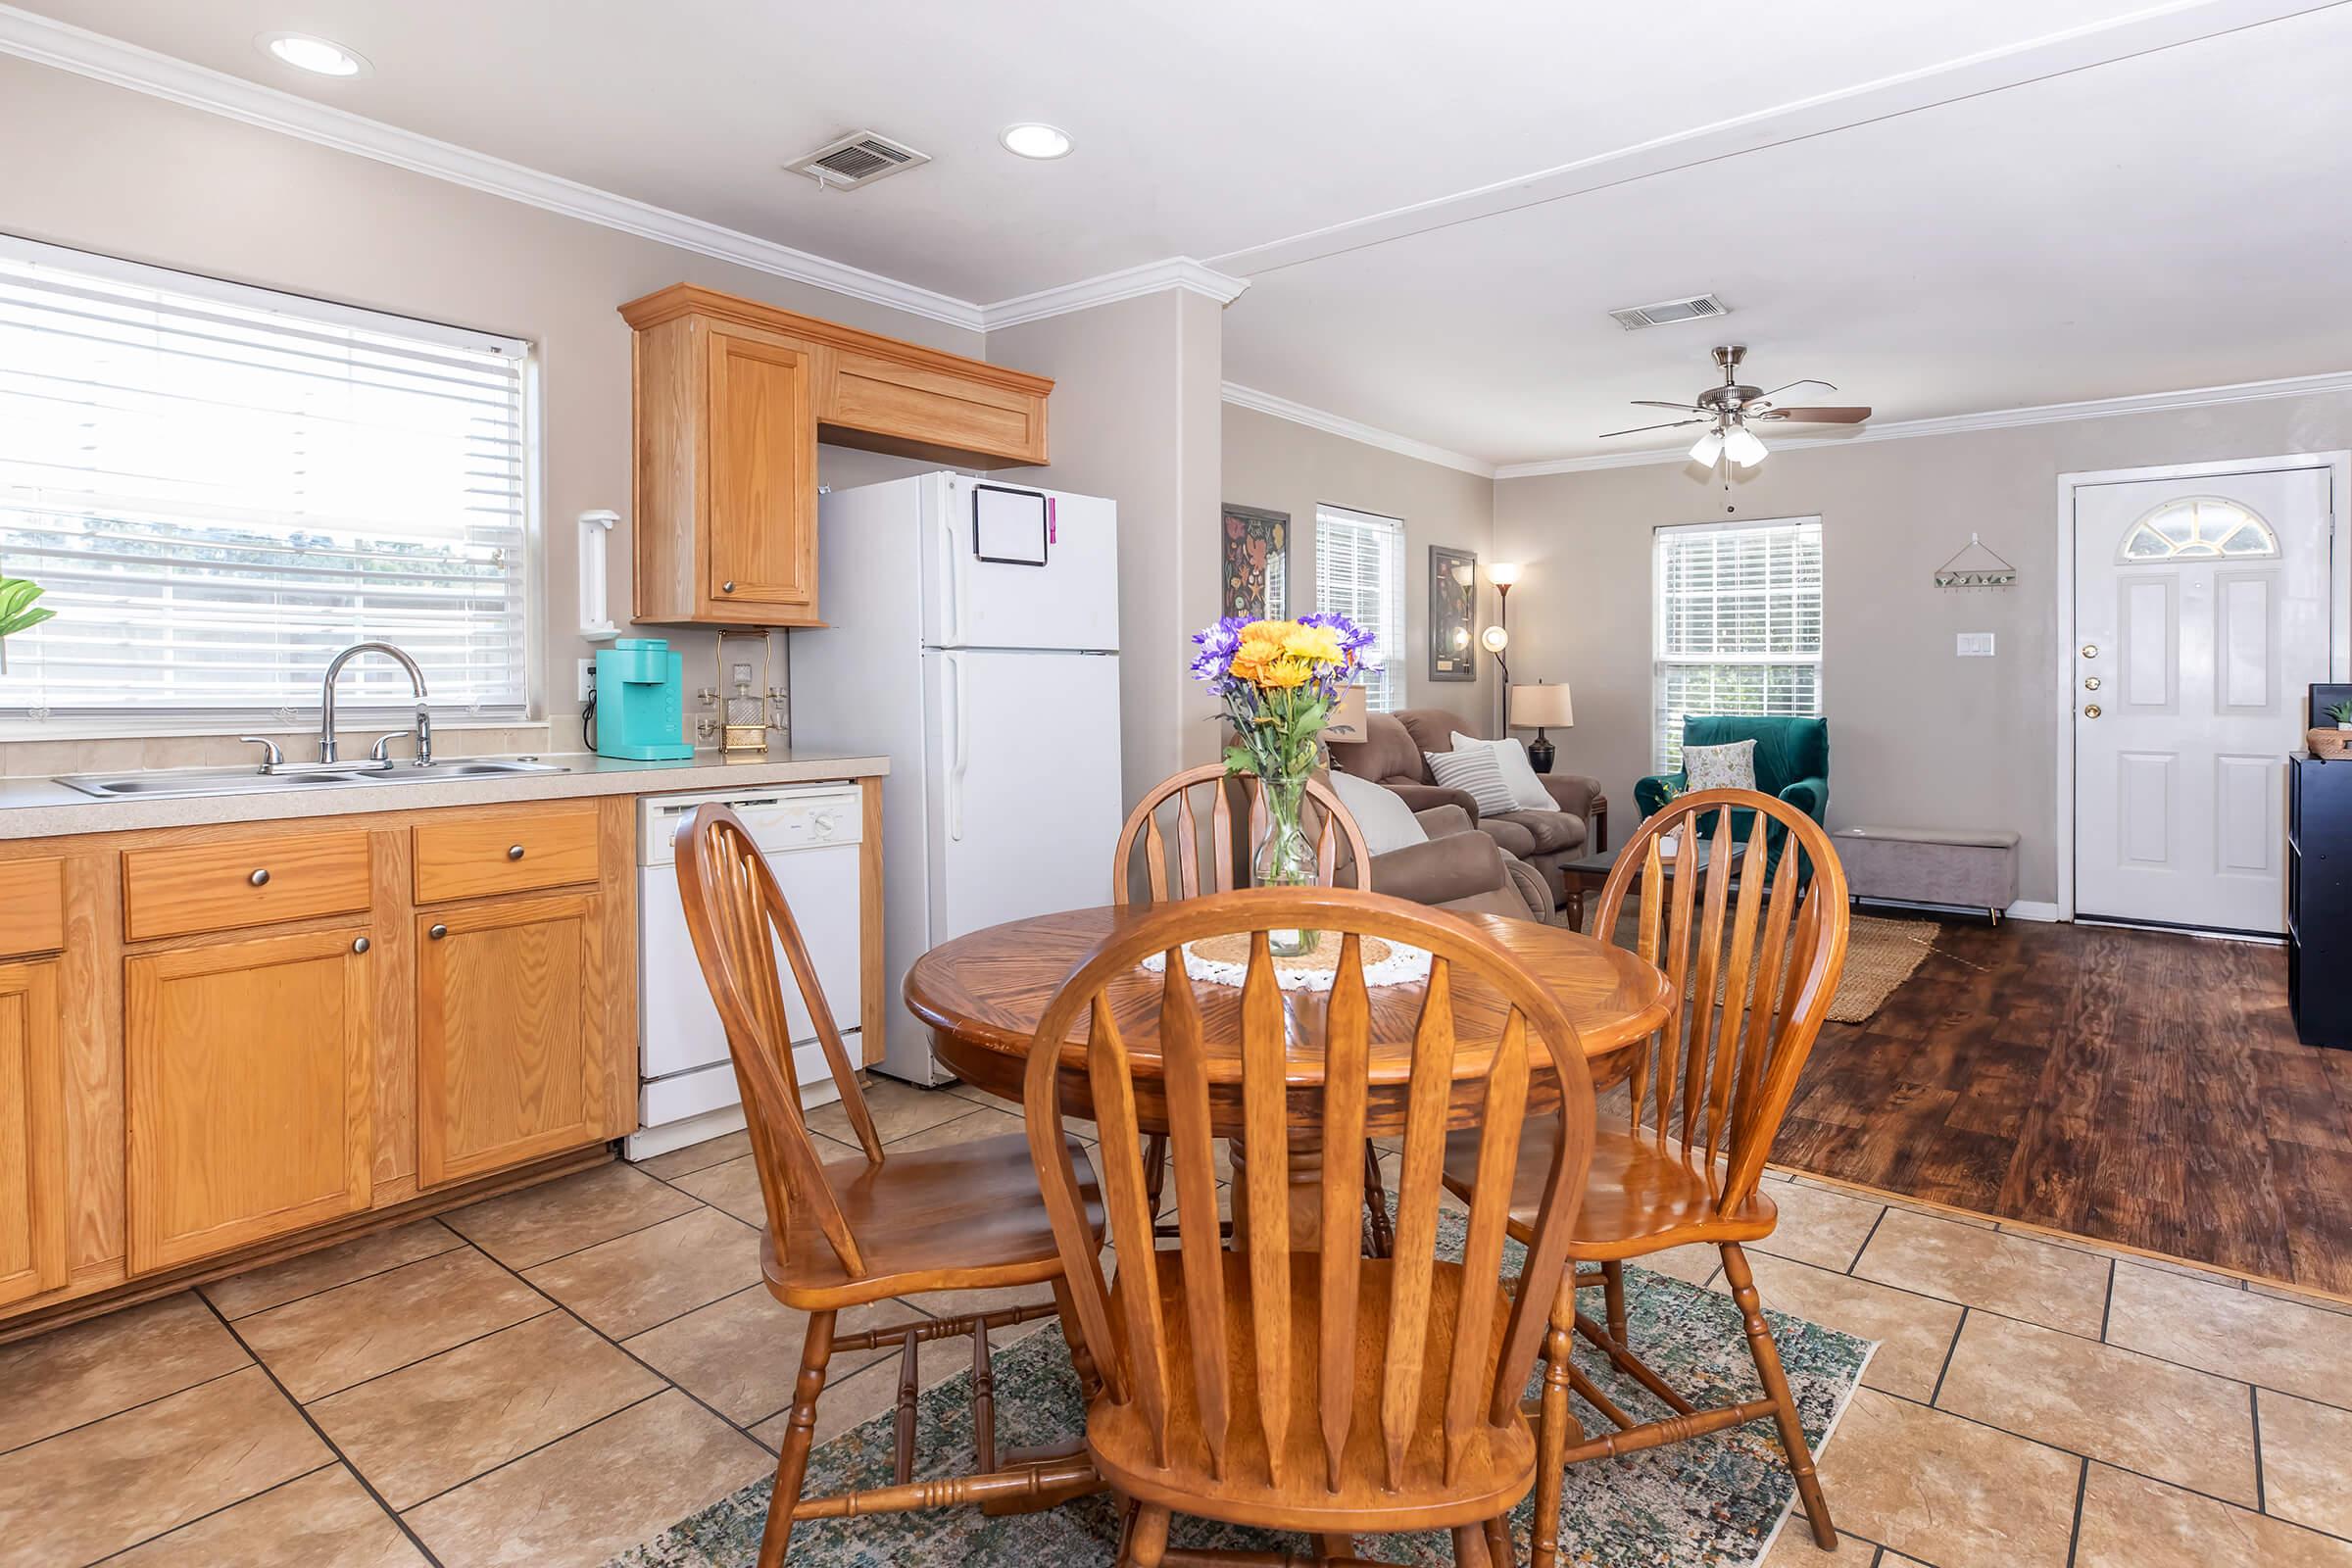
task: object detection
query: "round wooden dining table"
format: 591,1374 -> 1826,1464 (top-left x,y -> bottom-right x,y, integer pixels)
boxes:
905,905 -> 1677,1243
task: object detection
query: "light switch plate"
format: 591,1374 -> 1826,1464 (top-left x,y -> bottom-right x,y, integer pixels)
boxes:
1956,632 -> 1995,658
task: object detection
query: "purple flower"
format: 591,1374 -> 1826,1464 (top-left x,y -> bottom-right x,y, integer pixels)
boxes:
1297,612 -> 1374,657
1189,615 -> 1249,687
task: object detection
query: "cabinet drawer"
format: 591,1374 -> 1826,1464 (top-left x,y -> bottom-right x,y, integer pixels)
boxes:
0,860 -> 65,957
123,833 -> 371,943
825,351 -> 1047,464
414,806 -> 601,904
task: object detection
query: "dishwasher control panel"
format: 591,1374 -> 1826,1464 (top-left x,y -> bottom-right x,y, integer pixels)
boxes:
639,782 -> 865,865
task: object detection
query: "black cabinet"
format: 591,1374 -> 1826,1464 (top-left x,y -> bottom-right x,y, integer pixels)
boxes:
2289,752 -> 2352,1049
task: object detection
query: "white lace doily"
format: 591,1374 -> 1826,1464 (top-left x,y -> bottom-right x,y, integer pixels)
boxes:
1139,938 -> 1434,992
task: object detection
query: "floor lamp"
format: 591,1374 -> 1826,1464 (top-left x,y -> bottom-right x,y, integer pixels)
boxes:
1484,562 -> 1519,734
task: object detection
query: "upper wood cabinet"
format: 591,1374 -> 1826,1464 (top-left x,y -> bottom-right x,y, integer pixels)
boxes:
124,926 -> 374,1274
0,958 -> 67,1307
620,283 -> 1054,627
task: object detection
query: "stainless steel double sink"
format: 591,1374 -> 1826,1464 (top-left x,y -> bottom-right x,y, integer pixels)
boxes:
56,758 -> 569,802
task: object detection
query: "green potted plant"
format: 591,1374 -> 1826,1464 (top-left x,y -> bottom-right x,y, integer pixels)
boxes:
2330,700 -> 2352,731
0,573 -> 52,674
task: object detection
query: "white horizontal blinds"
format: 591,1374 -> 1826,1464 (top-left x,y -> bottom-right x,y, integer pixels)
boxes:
1313,504 -> 1405,711
1652,516 -> 1823,770
0,237 -> 530,721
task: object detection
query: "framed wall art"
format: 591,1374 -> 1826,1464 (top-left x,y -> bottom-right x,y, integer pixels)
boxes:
1220,504 -> 1290,620
1428,544 -> 1477,681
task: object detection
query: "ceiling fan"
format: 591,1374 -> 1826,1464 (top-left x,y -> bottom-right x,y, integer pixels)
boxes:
1601,344 -> 1871,468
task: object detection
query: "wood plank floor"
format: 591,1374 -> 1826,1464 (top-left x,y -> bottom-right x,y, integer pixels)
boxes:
1778,914 -> 2352,1295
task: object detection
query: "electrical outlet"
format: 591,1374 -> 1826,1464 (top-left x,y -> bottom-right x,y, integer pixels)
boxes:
576,657 -> 596,701
1956,632 -> 1995,658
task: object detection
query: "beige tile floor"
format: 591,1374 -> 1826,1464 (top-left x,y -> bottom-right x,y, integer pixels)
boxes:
0,1076 -> 2346,1568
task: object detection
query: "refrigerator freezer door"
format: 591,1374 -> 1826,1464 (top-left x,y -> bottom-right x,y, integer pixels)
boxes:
923,647 -> 1124,944
924,477 -> 1118,652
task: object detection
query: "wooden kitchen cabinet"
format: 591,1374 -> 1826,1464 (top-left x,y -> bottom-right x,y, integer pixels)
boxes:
124,926 -> 374,1274
620,283 -> 1053,628
0,959 -> 68,1307
416,891 -> 607,1188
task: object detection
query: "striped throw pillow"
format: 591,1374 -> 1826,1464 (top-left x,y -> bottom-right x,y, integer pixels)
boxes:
1425,747 -> 1520,817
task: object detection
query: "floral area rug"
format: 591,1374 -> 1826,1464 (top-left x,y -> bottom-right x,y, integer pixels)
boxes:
609,1220 -> 1874,1568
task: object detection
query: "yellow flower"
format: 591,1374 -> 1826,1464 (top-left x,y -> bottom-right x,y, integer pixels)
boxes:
1231,621 -> 1315,688
1280,622 -> 1344,664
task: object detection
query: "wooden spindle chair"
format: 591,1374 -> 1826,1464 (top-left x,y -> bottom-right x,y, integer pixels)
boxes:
674,804 -> 1108,1568
1111,765 -> 1395,1256
1023,886 -> 1599,1568
1439,788 -> 1851,1564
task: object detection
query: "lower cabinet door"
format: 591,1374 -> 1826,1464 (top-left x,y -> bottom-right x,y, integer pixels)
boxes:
125,928 -> 374,1274
417,893 -> 606,1187
0,959 -> 68,1307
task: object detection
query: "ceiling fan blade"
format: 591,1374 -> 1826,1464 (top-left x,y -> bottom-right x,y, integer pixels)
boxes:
1598,417 -> 1706,439
1758,406 -> 1871,423
1630,400 -> 1704,412
1752,377 -> 1835,403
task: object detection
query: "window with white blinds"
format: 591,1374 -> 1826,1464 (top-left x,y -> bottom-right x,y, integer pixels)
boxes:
0,236 -> 532,726
1652,516 -> 1823,770
1313,504 -> 1405,711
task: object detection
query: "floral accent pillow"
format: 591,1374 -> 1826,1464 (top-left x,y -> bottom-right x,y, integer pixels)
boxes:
1682,738 -> 1757,795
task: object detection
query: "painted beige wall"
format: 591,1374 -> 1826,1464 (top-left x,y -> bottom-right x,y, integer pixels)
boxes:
992,290 -> 1227,806
1494,390 -> 2352,904
0,54 -> 960,764
1221,405 -> 1500,736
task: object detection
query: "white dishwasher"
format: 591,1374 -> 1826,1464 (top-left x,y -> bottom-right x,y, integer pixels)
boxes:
629,784 -> 863,1160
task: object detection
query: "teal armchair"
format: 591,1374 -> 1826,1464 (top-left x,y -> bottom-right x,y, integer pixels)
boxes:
1635,716 -> 1829,877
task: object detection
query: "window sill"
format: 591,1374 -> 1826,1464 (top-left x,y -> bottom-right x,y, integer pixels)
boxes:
0,715 -> 548,746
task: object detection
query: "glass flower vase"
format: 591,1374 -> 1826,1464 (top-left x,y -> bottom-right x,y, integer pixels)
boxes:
1251,770 -> 1322,957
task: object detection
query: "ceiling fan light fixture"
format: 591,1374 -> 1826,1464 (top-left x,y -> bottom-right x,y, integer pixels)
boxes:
1689,429 -> 1725,466
1724,426 -> 1769,468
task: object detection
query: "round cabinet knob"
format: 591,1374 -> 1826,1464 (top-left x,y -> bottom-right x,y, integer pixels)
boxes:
429,923 -> 449,940
352,937 -> 370,956
507,844 -> 526,860
720,580 -> 736,594
2082,644 -> 2099,659
2083,675 -> 2102,691
2082,704 -> 2103,719
249,868 -> 270,887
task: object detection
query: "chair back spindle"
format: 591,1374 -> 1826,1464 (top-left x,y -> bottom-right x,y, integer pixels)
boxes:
1591,788 -> 1848,1210
1023,887 -> 1598,1500
1112,764 -> 1372,905
673,804 -> 888,1279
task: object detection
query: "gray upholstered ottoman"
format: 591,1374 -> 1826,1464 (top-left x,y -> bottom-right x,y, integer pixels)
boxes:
1831,825 -> 2020,923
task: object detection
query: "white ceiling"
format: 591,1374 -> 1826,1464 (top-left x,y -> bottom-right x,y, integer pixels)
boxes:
11,0 -> 2352,465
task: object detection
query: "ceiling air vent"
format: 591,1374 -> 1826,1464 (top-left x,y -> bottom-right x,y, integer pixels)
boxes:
1608,293 -> 1730,331
784,130 -> 930,191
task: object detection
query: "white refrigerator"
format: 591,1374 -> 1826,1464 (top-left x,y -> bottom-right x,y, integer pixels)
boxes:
789,471 -> 1122,1084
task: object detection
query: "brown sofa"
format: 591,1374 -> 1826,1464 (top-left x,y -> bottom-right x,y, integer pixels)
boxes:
1355,804 -> 1550,922
1329,708 -> 1605,916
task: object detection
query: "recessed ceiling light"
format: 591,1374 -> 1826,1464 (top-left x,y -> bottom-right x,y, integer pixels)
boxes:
257,31 -> 370,77
999,123 -> 1072,161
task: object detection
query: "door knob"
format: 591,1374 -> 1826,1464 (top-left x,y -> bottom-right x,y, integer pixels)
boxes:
2083,676 -> 2101,691
2082,704 -> 2103,718
429,923 -> 448,940
2082,644 -> 2098,659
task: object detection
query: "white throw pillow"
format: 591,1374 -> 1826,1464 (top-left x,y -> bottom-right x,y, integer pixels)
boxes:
1448,732 -> 1554,811
1683,738 -> 1758,794
1424,747 -> 1521,817
1325,769 -> 1428,857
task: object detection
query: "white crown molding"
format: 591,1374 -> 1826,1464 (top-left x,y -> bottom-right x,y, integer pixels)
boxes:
0,4 -> 1252,336
1491,370 -> 2352,480
981,257 -> 1249,330
1222,384 -> 1496,478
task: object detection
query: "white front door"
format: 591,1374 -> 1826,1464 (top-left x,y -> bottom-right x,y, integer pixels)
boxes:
2073,466 -> 2334,932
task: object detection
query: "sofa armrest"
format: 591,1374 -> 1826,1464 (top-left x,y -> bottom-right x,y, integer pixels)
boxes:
1634,772 -> 1685,818
1537,772 -> 1601,820
1369,831 -> 1508,907
1412,804 -> 1477,840
1778,775 -> 1829,823
1386,781 -> 1481,817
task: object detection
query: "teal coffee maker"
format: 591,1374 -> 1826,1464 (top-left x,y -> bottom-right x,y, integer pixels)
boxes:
593,638 -> 695,760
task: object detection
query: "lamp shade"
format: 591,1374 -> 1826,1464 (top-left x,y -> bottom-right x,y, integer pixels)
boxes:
1480,625 -> 1511,654
1509,682 -> 1574,728
1322,682 -> 1369,744
1488,562 -> 1522,588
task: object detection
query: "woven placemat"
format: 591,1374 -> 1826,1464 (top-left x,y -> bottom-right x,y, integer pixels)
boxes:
1181,931 -> 1394,972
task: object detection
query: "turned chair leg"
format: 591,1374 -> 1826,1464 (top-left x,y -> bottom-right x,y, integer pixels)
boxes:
759,1308 -> 836,1568
1128,1502 -> 1172,1568
1051,1274 -> 1102,1401
1528,1277 -> 1581,1568
1601,1260 -> 1629,1347
1143,1133 -> 1170,1219
1482,1510 -> 1514,1566
1319,1533 -> 1358,1564
1362,1142 -> 1395,1258
1451,1521 -> 1494,1568
1721,1243 -> 1836,1549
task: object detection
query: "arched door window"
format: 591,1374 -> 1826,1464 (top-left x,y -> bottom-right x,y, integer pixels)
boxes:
2119,497 -> 2278,561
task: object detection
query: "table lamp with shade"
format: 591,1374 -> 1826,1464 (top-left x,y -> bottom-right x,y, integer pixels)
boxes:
1509,681 -> 1574,773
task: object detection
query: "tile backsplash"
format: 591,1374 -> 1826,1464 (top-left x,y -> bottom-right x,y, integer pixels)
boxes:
0,720 -> 575,780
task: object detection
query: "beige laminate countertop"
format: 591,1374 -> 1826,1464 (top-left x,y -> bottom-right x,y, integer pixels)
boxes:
0,748 -> 891,839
